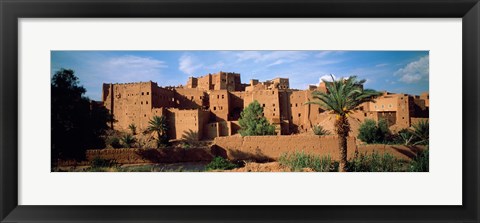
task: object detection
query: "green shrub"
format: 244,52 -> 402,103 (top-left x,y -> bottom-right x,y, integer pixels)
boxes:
358,119 -> 391,144
312,125 -> 330,136
128,123 -> 137,135
412,120 -> 429,145
238,100 -> 276,136
410,149 -> 429,172
346,151 -> 407,172
206,157 -> 238,171
279,151 -> 337,172
90,157 -> 117,168
107,136 -> 123,148
120,134 -> 136,148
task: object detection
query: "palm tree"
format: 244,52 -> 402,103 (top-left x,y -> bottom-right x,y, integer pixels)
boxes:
145,115 -> 169,148
411,119 -> 429,145
128,123 -> 137,135
120,134 -> 136,148
307,75 -> 380,171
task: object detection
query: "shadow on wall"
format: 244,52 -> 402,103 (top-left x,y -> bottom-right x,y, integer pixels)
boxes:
211,145 -> 274,162
135,148 -> 213,163
389,145 -> 424,159
181,129 -> 199,144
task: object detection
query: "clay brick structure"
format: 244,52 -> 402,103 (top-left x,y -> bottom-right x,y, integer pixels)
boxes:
101,72 -> 429,140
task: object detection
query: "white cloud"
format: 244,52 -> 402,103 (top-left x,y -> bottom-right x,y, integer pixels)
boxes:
375,63 -> 389,67
235,51 -> 308,66
315,51 -> 345,58
106,55 -> 167,69
179,54 -> 203,75
394,56 -> 429,83
206,61 -> 225,70
319,74 -> 336,83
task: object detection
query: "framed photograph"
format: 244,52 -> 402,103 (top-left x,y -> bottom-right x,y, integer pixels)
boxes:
1,0 -> 479,222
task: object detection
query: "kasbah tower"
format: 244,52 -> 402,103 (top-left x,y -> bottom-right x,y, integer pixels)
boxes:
102,71 -> 429,140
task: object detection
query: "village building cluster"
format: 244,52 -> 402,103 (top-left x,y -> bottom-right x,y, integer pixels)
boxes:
102,71 -> 429,140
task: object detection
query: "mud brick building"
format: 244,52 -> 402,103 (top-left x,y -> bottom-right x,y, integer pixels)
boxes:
102,71 -> 429,140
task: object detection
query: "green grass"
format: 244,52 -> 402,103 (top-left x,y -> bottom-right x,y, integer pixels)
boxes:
346,151 -> 411,172
205,157 -> 238,171
279,151 -> 338,172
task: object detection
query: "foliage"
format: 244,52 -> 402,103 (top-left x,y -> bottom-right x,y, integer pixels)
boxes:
410,149 -> 429,172
181,129 -> 200,147
107,136 -> 123,149
51,68 -> 113,162
128,123 -> 137,135
358,119 -> 391,144
206,157 -> 238,171
312,124 -> 330,136
279,151 -> 337,172
346,151 -> 409,172
90,157 -> 117,168
145,115 -> 169,148
307,75 -> 380,171
411,120 -> 429,145
238,100 -> 276,136
120,134 -> 136,148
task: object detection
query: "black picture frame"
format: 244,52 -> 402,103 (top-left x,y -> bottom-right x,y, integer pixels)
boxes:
1,0 -> 479,222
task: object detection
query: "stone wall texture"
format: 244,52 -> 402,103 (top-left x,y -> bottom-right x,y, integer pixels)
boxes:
83,136 -> 424,165
86,148 -> 214,164
212,135 -> 357,161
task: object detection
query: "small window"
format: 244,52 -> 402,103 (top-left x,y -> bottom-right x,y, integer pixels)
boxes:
144,114 -> 146,117
262,104 -> 265,107
147,92 -> 149,95
298,113 -> 301,117
141,101 -> 143,105
273,104 -> 275,107
388,104 -> 392,108
142,92 -> 144,95
191,96 -> 194,100
213,107 -> 216,111
381,105 -> 384,108
146,101 -> 148,104
217,95 -> 219,99
222,95 -> 224,99
295,103 -> 298,107
273,113 -> 275,116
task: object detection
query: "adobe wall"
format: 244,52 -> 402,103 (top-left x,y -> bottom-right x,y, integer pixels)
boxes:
166,108 -> 209,140
86,148 -> 214,164
212,135 -> 357,161
212,135 -> 423,162
174,88 -> 206,109
411,117 -> 429,126
104,82 -> 157,131
209,90 -> 230,121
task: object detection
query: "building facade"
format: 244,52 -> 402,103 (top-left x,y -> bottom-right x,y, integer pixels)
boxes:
102,71 -> 429,140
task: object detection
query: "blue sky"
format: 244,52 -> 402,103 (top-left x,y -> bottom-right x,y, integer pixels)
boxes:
51,51 -> 429,101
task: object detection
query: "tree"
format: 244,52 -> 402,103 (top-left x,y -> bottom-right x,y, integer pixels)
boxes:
238,100 -> 276,136
358,119 -> 391,144
411,119 -> 429,145
307,75 -> 380,171
51,68 -> 112,162
128,123 -> 137,135
312,124 -> 330,136
120,134 -> 136,148
145,115 -> 169,148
